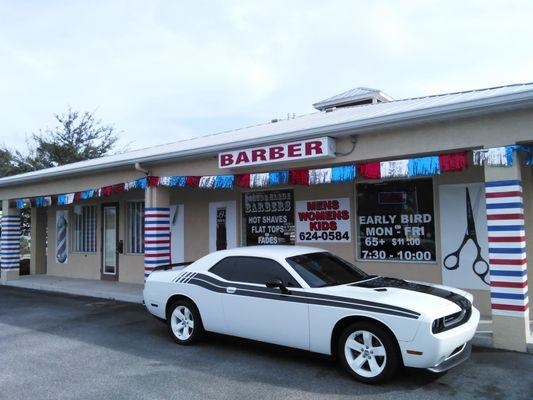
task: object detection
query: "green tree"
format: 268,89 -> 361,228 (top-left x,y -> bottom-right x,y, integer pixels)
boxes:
17,108 -> 118,171
0,148 -> 20,177
1,108 -> 119,176
1,109 -> 120,234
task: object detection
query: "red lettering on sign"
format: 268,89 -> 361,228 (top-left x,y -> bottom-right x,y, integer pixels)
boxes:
269,146 -> 284,160
307,200 -> 339,211
287,143 -> 302,157
219,138 -> 332,168
309,221 -> 338,231
305,141 -> 323,156
298,210 -> 349,221
235,151 -> 250,165
251,149 -> 267,162
220,153 -> 234,167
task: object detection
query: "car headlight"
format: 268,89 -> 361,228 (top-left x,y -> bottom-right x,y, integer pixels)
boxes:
432,317 -> 446,334
432,307 -> 470,334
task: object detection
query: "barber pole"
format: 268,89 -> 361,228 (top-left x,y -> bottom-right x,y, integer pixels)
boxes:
1,215 -> 21,272
56,213 -> 68,264
144,208 -> 170,279
485,180 -> 529,316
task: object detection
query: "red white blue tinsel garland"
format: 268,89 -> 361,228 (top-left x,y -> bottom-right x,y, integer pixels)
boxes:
10,146 -> 532,209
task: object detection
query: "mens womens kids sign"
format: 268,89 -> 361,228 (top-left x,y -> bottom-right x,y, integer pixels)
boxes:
296,198 -> 351,242
219,137 -> 336,169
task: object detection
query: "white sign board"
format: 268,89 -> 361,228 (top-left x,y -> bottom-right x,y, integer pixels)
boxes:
218,137 -> 336,169
296,198 -> 351,243
440,183 -> 490,290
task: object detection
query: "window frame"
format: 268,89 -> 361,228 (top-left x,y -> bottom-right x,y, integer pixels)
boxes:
209,256 -> 302,288
70,204 -> 98,254
126,200 -> 145,255
354,176 -> 437,264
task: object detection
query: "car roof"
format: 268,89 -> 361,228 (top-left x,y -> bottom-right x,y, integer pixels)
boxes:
187,245 -> 328,273
211,245 -> 325,260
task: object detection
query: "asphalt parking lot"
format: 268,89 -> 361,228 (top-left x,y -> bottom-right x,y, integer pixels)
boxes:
0,286 -> 531,400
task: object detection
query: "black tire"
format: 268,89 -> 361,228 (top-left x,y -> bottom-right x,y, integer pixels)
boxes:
337,321 -> 400,384
166,299 -> 204,345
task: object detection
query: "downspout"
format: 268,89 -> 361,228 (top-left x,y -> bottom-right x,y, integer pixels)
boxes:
134,162 -> 149,176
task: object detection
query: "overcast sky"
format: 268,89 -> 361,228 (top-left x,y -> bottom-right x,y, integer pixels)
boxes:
1,0 -> 532,153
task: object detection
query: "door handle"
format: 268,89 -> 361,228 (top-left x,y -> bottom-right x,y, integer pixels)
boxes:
226,287 -> 236,294
117,240 -> 124,254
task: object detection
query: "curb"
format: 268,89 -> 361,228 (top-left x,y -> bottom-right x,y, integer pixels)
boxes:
0,280 -> 143,304
471,333 -> 493,349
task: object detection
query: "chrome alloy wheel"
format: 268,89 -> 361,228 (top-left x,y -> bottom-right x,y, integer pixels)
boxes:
171,305 -> 194,340
344,330 -> 387,378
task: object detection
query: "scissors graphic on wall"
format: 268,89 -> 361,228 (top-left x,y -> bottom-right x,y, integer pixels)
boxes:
443,188 -> 490,285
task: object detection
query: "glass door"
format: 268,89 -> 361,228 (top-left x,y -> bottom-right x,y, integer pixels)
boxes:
101,204 -> 119,280
216,207 -> 227,250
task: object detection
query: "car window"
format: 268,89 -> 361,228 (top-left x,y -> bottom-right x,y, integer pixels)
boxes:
286,252 -> 369,288
209,257 -> 235,281
209,256 -> 300,287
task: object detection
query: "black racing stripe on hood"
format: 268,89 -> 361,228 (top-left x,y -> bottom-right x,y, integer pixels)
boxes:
351,277 -> 471,311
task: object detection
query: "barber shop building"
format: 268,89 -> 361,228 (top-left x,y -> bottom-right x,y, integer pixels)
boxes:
0,84 -> 532,352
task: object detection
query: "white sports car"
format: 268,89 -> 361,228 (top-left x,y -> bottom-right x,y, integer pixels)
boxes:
143,246 -> 479,383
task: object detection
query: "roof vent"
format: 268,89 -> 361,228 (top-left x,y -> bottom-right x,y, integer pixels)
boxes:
313,87 -> 393,111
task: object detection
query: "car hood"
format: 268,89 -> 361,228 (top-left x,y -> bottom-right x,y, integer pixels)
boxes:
309,276 -> 472,319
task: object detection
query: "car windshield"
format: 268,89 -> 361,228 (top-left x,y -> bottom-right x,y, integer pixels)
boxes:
286,252 -> 370,288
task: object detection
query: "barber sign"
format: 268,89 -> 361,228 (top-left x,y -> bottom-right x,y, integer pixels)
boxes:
296,198 -> 351,242
218,137 -> 336,169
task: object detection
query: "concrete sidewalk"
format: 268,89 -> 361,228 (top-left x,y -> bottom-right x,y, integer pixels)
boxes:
0,274 -> 143,303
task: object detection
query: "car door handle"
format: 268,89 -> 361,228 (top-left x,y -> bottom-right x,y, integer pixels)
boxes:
226,287 -> 236,294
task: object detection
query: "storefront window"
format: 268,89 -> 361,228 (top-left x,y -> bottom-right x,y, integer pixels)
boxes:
72,205 -> 97,253
356,179 -> 435,262
242,189 -> 295,246
127,201 -> 144,254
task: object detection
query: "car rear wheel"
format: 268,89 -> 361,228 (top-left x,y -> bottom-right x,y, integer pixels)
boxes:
167,299 -> 204,345
338,321 -> 400,383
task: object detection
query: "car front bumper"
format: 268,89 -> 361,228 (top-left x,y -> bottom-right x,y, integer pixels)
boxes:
426,341 -> 472,373
400,306 -> 480,369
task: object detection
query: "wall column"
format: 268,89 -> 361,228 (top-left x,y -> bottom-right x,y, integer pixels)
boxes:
30,207 -> 47,275
484,154 -> 530,352
144,185 -> 170,280
1,201 -> 21,281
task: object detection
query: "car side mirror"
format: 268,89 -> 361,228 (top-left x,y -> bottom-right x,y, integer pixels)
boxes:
265,278 -> 290,294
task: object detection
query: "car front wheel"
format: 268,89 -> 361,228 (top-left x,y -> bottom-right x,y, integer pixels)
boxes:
167,299 -> 204,345
338,321 -> 400,383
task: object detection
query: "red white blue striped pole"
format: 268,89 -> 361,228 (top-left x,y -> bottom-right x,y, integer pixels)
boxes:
144,207 -> 170,280
1,214 -> 21,275
485,179 -> 528,317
